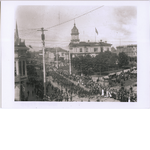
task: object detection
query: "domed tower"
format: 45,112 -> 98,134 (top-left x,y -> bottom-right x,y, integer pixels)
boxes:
71,23 -> 80,43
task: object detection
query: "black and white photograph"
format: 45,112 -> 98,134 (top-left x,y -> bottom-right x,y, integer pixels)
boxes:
1,1 -> 150,108
14,5 -> 137,102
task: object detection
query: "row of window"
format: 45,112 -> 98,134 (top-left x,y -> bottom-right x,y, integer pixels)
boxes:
119,49 -> 137,52
74,47 -> 110,53
117,49 -> 137,52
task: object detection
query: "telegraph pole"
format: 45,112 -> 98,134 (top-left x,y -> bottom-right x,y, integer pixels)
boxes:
56,47 -> 58,68
69,50 -> 71,75
37,27 -> 47,100
56,11 -> 60,69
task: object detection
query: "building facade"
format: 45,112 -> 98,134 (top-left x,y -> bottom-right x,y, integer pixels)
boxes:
44,47 -> 69,66
69,23 -> 112,57
116,44 -> 137,57
45,47 -> 69,61
15,23 -> 29,101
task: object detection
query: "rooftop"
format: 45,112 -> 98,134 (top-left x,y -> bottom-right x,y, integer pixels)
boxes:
39,47 -> 69,53
69,41 -> 112,47
116,44 -> 137,48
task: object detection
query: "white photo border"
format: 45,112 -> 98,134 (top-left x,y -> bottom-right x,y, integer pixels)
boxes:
1,1 -> 150,108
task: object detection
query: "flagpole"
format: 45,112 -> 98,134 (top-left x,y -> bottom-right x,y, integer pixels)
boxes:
95,28 -> 98,42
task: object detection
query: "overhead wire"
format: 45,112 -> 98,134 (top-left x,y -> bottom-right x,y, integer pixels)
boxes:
45,5 -> 104,30
18,5 -> 104,47
18,5 -> 104,32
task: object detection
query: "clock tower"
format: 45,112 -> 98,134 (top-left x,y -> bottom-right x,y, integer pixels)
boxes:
71,23 -> 80,43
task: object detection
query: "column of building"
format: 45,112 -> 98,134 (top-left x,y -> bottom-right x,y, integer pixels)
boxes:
21,60 -> 23,76
16,59 -> 19,76
25,60 -> 27,77
15,59 -> 21,101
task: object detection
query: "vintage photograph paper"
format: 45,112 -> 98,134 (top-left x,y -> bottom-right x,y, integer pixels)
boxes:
1,1 -> 150,108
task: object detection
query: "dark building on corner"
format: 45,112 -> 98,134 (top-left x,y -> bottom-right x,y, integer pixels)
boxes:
15,23 -> 29,101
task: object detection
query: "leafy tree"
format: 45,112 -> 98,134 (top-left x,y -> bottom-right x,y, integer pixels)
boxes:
110,53 -> 118,67
71,51 -> 119,75
118,52 -> 129,68
27,65 -> 37,76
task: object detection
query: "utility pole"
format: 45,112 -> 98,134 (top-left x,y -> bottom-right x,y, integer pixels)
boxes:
37,27 -> 47,100
56,11 -> 60,69
69,50 -> 71,75
56,47 -> 58,68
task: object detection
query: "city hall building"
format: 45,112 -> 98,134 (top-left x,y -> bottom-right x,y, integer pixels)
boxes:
69,23 -> 112,57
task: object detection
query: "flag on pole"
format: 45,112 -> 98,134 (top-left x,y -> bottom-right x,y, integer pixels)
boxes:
95,28 -> 98,35
29,45 -> 32,49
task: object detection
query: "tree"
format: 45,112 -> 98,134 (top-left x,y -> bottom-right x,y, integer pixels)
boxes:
71,51 -> 120,75
110,53 -> 118,68
27,65 -> 37,76
129,61 -> 137,68
81,55 -> 93,75
93,51 -> 117,72
118,52 -> 129,68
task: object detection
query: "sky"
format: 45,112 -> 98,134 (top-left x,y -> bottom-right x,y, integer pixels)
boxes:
15,5 -> 137,51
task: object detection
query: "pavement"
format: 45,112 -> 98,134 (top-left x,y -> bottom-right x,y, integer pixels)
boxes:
69,95 -> 120,102
23,71 -> 135,102
24,84 -> 121,102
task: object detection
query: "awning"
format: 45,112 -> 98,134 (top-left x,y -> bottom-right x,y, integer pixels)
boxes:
124,69 -> 130,73
131,70 -> 137,74
116,72 -> 121,75
109,73 -> 116,76
103,76 -> 109,79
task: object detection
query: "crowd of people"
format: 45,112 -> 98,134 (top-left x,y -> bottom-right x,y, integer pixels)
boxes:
46,68 -> 137,102
22,78 -> 44,101
46,82 -> 63,101
21,65 -> 137,102
47,71 -> 90,98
